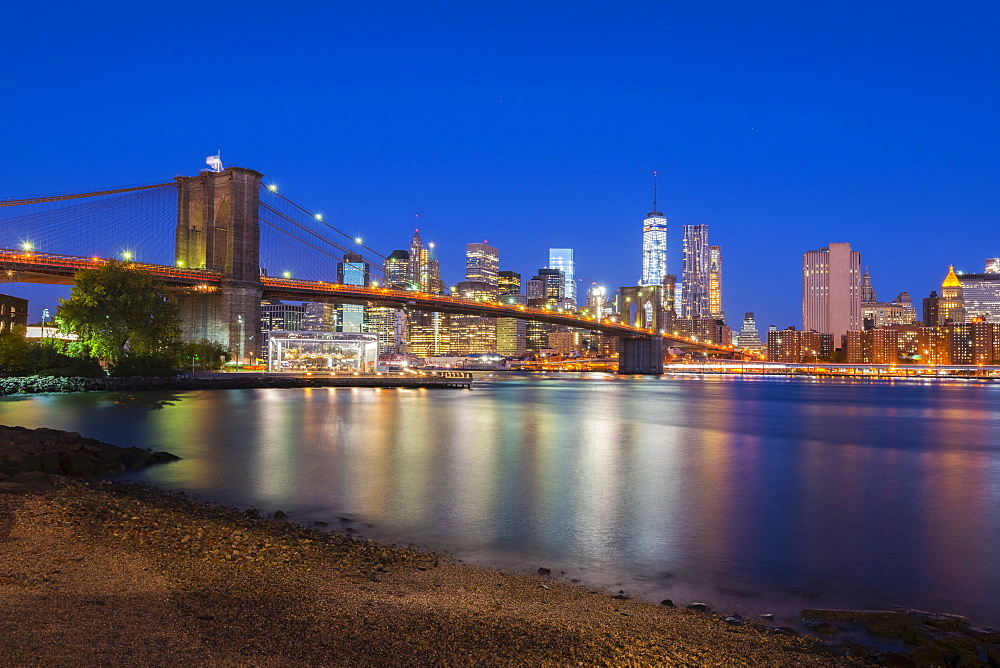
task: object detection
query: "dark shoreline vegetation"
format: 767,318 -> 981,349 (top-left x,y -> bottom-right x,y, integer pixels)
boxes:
2,425 -> 999,666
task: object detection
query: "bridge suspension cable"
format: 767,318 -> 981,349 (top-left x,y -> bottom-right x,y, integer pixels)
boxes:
0,183 -> 174,208
261,186 -> 385,261
259,206 -> 375,267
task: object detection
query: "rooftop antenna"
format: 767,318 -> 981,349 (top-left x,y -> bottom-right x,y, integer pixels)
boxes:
206,151 -> 223,172
653,170 -> 658,212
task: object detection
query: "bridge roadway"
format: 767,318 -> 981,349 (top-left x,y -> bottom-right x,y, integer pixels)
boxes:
0,249 -> 738,355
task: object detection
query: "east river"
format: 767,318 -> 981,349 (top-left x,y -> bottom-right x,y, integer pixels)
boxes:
3,374 -> 999,626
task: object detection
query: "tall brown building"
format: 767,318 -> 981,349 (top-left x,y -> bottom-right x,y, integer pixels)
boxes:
802,243 -> 861,345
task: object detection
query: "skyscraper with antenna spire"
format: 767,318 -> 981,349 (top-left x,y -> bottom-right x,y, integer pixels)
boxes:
640,171 -> 667,286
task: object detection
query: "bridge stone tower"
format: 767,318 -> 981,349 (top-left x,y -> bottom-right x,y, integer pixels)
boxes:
617,285 -> 664,374
174,167 -> 263,364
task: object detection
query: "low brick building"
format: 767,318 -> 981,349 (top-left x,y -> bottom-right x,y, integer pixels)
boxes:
0,294 -> 28,333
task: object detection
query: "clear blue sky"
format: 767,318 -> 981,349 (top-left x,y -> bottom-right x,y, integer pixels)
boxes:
2,1 -> 997,328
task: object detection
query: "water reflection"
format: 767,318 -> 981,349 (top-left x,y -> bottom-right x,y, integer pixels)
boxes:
2,376 -> 999,623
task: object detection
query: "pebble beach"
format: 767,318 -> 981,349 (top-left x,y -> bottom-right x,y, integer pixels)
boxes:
0,474 -> 857,667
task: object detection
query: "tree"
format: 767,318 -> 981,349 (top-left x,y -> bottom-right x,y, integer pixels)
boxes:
0,326 -> 28,375
178,339 -> 229,371
56,260 -> 181,374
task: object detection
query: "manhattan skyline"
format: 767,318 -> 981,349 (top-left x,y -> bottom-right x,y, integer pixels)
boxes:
2,1 -> 996,330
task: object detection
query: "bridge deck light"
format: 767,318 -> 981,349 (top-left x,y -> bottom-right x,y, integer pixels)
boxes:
121,251 -> 133,261
20,242 -> 33,252
283,271 -> 292,279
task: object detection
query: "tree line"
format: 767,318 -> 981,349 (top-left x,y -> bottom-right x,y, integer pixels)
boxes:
0,261 -> 229,377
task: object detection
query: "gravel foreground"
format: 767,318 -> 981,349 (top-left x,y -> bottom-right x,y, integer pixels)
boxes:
0,479 -> 859,667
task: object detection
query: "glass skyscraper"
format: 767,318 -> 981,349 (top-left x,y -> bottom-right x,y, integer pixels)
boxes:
548,248 -> 576,306
641,209 -> 667,286
641,173 -> 667,286
337,253 -> 369,332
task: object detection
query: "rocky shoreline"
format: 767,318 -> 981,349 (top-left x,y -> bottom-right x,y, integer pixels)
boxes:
0,373 -> 471,397
0,426 -> 996,666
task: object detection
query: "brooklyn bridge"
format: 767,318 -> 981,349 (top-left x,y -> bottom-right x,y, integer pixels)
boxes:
1,166 -> 740,373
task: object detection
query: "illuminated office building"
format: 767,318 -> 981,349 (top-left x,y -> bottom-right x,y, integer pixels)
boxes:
861,293 -> 918,329
640,176 -> 667,286
708,245 -> 723,319
802,242 -> 861,343
449,281 -> 498,355
736,312 -> 764,352
987,258 -> 1000,274
337,253 -> 370,332
466,243 -> 499,287
958,273 -> 1000,323
406,311 -> 450,358
301,302 -> 337,332
939,265 -> 966,324
497,270 -> 526,356
681,225 -> 710,319
261,301 -> 306,332
384,250 -> 410,289
408,231 -> 428,291
548,248 -> 576,306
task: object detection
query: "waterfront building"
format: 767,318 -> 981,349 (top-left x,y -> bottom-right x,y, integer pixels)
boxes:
364,306 -> 400,354
466,243 -> 499,287
708,245 -> 723,319
640,174 -> 668,286
383,250 -> 410,289
766,327 -> 829,363
548,249 -> 576,306
846,328 -> 903,364
497,270 -> 526,357
939,265 -> 966,325
337,253 -> 370,332
301,302 -> 337,332
847,321 -> 1000,365
674,316 -> 731,346
862,292 -> 918,329
449,281 -> 498,355
736,312 -> 764,352
958,273 -> 1000,323
261,301 -> 306,332
681,224 -> 710,319
547,328 -> 586,356
260,301 -> 307,365
987,258 -> 1000,273
802,242 -> 861,345
406,311 -> 450,358
0,293 -> 28,333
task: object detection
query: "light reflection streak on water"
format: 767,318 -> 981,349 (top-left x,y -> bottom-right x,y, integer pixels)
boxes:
2,375 -> 1000,624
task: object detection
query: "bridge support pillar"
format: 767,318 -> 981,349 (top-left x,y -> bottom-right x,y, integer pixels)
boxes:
175,167 -> 263,364
617,337 -> 663,374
